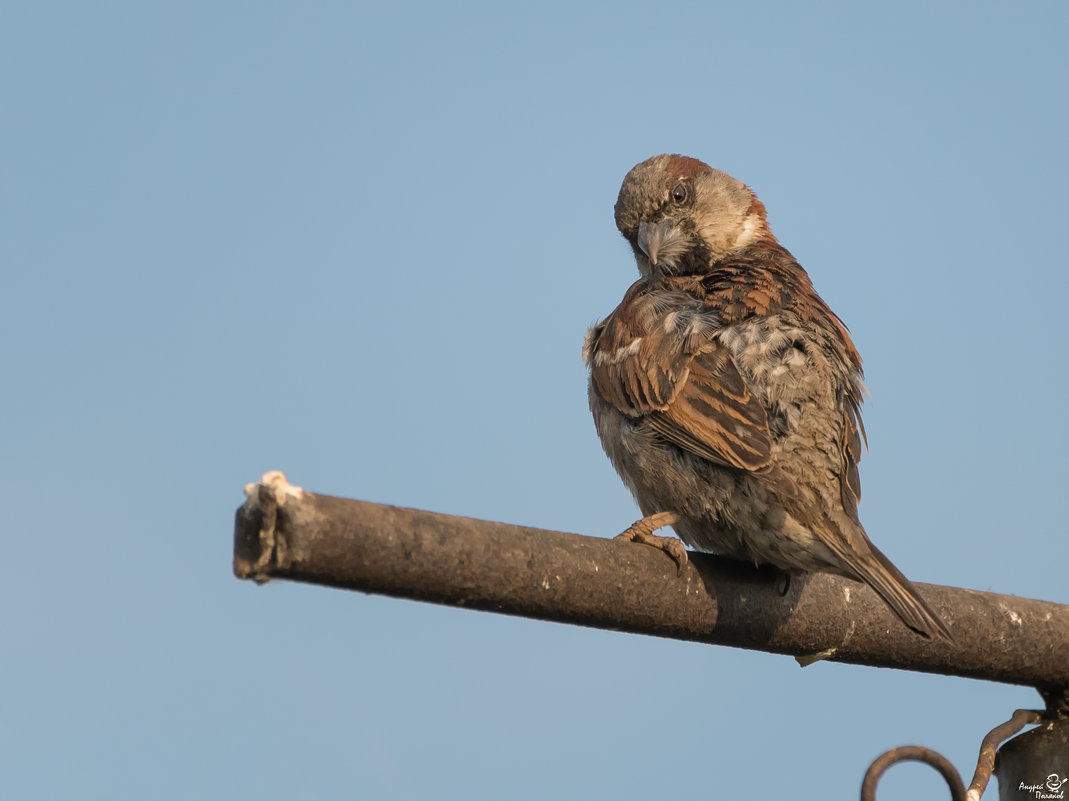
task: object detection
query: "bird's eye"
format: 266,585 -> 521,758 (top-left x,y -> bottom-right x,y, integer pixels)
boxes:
671,182 -> 688,203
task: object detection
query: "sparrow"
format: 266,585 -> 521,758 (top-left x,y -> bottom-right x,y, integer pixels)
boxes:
583,154 -> 952,642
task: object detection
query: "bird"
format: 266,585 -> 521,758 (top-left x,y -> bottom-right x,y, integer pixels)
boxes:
583,153 -> 952,642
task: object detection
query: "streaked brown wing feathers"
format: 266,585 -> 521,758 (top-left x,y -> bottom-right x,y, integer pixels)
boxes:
590,321 -> 689,416
840,396 -> 865,516
649,346 -> 773,472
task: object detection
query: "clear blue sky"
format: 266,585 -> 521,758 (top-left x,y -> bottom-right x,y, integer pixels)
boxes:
4,2 -> 1067,799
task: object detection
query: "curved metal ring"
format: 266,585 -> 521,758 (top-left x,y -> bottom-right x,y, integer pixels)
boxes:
861,745 -> 966,801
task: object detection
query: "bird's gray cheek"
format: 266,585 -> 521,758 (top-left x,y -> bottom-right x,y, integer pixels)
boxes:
633,249 -> 653,278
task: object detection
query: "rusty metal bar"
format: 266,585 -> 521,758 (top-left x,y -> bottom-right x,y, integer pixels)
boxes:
969,709 -> 1043,800
233,472 -> 1069,690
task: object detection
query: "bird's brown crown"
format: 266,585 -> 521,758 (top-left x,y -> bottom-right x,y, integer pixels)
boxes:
664,154 -> 714,179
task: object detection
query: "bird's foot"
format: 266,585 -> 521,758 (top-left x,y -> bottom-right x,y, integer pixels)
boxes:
614,512 -> 687,574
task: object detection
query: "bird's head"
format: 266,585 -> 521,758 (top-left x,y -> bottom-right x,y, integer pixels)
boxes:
614,154 -> 772,278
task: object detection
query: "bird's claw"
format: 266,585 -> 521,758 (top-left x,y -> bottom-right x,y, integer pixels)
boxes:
615,512 -> 687,575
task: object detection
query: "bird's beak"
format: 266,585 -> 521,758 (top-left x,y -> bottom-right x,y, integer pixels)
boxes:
637,219 -> 680,267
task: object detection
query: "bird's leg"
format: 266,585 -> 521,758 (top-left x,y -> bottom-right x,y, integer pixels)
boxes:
614,511 -> 687,574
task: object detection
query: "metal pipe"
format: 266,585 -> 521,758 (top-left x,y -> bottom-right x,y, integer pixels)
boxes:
233,472 -> 1069,690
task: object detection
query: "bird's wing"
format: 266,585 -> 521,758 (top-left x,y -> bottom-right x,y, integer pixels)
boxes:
840,395 -> 865,516
589,301 -> 774,473
647,345 -> 774,472
587,314 -> 688,416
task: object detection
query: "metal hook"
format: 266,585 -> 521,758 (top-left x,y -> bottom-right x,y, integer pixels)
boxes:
860,709 -> 1043,801
964,709 -> 1042,801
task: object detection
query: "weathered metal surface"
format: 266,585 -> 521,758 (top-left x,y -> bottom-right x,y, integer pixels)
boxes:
234,473 -> 1069,690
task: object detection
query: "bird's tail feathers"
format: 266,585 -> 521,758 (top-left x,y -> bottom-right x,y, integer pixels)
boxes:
845,541 -> 954,643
